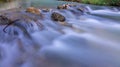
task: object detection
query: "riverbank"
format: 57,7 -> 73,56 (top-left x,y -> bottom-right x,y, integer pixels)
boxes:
0,0 -> 21,11
60,0 -> 120,6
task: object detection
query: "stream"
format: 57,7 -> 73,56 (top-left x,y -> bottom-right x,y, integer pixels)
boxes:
0,0 -> 120,67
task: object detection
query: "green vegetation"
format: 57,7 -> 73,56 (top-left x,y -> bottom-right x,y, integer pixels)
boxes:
60,0 -> 120,6
0,0 -> 15,3
0,0 -> 119,6
81,0 -> 120,6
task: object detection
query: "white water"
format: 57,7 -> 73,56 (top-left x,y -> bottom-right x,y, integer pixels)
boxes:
0,2 -> 120,67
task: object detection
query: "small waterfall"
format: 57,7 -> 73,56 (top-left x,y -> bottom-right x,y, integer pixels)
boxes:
0,2 -> 120,67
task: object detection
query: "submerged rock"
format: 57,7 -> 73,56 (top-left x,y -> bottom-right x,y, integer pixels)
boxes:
68,4 -> 77,7
77,7 -> 84,12
51,12 -> 66,22
42,8 -> 52,12
58,21 -> 72,27
0,15 -> 10,25
0,9 -> 44,33
0,15 -> 21,33
58,21 -> 67,25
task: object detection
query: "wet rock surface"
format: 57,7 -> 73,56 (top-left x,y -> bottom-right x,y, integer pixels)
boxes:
57,4 -> 77,9
57,4 -> 69,9
51,12 -> 66,22
26,7 -> 41,15
42,8 -> 51,12
0,15 -> 10,25
57,4 -> 85,16
0,8 -> 44,34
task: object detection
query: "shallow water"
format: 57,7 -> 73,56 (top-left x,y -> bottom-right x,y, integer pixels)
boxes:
0,0 -> 120,67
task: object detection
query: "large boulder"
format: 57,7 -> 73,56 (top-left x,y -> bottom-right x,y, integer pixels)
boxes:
51,12 -> 66,22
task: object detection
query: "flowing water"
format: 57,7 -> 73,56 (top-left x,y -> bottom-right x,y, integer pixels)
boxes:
0,0 -> 120,67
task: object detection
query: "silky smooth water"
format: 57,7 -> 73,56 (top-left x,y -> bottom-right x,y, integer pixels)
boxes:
0,0 -> 120,67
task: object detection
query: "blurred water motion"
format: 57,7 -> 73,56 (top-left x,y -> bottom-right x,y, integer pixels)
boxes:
0,0 -> 120,67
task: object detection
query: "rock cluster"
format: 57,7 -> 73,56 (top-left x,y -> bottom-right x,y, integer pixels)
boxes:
57,4 -> 84,14
57,4 -> 77,9
0,4 -> 85,33
57,4 -> 69,9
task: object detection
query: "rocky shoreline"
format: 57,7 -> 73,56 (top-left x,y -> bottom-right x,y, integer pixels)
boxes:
0,4 -> 85,37
0,3 -> 120,35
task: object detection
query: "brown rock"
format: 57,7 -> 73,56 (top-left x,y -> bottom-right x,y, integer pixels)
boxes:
51,12 -> 66,22
57,4 -> 77,9
57,4 -> 69,9
26,7 -> 41,15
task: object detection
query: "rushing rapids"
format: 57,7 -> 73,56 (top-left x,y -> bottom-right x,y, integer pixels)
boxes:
0,3 -> 120,67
